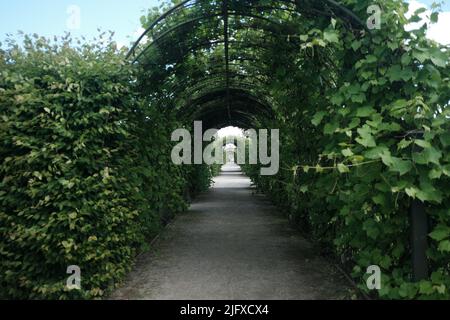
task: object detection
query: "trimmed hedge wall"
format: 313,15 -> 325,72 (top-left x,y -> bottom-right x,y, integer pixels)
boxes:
0,34 -> 212,299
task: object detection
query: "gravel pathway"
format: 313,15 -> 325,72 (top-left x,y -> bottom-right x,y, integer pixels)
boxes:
111,165 -> 349,300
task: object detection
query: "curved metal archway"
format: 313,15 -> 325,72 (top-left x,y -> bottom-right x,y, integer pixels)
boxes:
128,0 -> 366,129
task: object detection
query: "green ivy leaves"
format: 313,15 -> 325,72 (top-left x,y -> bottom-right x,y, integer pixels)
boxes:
356,125 -> 376,148
430,224 -> 450,253
412,146 -> 442,165
430,225 -> 450,242
241,0 -> 450,301
381,151 -> 412,176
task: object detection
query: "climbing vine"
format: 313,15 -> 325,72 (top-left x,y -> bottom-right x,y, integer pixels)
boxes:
243,0 -> 450,299
0,0 -> 449,300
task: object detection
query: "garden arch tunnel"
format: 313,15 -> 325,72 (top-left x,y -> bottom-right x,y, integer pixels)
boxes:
1,0 -> 448,301
126,0 -> 367,131
123,0 -> 450,288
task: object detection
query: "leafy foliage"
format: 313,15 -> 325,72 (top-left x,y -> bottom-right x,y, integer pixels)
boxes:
0,33 -> 212,299
242,0 -> 450,299
1,0 -> 449,300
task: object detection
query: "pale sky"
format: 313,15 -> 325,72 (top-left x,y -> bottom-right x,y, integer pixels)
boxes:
0,1 -> 448,46
407,0 -> 450,44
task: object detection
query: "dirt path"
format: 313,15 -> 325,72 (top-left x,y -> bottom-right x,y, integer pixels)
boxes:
111,165 -> 349,300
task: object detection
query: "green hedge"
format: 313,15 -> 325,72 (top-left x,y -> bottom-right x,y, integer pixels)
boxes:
0,34 -> 211,299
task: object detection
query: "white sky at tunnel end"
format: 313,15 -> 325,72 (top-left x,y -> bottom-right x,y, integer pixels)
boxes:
217,127 -> 244,138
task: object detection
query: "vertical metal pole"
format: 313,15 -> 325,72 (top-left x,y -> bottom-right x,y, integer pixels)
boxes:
410,131 -> 428,281
222,0 -> 231,120
410,200 -> 428,281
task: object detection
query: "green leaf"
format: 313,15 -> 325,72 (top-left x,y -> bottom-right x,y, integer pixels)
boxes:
365,55 -> 377,63
331,18 -> 337,28
414,140 -> 432,149
323,30 -> 339,43
387,65 -> 402,82
372,194 -> 386,206
381,151 -> 412,175
337,163 -> 350,173
356,106 -> 376,117
430,48 -> 447,67
438,240 -> 450,253
430,12 -> 439,23
412,49 -> 428,63
68,212 -> 77,220
351,93 -> 366,103
324,122 -> 339,135
351,41 -> 361,51
401,53 -> 411,65
364,146 -> 389,160
363,220 -> 379,240
419,281 -> 434,295
330,94 -> 343,106
356,126 -> 376,148
398,139 -> 412,150
443,165 -> 450,177
399,283 -> 418,298
311,111 -> 326,126
416,179 -> 443,203
405,187 -> 418,199
428,168 -> 442,179
342,148 -> 354,157
439,132 -> 450,147
412,147 -> 442,165
429,225 -> 450,242
414,7 -> 427,15
299,185 -> 308,193
33,171 -> 43,180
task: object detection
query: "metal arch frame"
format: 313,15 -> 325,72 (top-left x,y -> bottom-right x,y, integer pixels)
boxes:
128,0 -> 367,128
135,16 -> 293,70
175,71 -> 269,95
188,101 -> 271,129
190,96 -> 273,118
197,107 -> 261,130
139,66 -> 271,105
130,1 -> 359,85
145,42 -> 274,85
136,39 -> 277,99
127,0 -> 366,60
138,39 -> 277,73
131,12 -> 287,64
182,84 -> 273,109
179,87 -> 275,118
126,0 -> 194,59
183,85 -> 273,106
